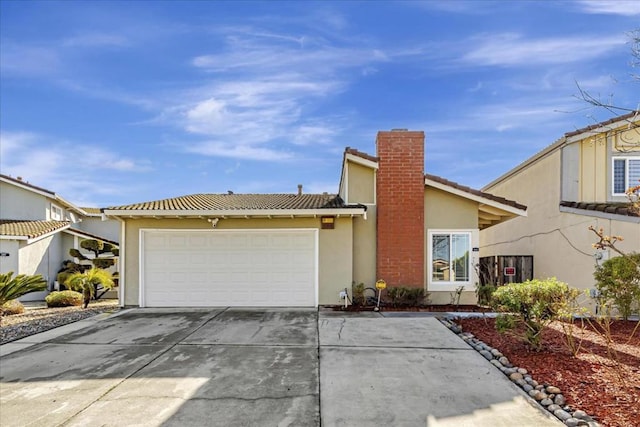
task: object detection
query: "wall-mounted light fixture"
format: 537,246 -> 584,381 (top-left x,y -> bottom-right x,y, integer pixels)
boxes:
321,216 -> 335,229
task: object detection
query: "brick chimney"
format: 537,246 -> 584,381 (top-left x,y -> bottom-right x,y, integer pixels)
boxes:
376,130 -> 425,288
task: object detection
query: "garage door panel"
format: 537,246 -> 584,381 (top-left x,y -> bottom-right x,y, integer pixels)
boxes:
142,230 -> 316,307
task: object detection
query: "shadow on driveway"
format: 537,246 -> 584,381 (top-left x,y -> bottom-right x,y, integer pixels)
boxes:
0,308 -> 560,426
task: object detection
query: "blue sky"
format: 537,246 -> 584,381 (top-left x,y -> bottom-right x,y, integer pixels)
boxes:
1,1 -> 639,207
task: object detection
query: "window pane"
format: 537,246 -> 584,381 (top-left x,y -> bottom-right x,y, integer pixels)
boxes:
629,159 -> 640,189
452,234 -> 469,282
432,235 -> 450,281
613,159 -> 626,194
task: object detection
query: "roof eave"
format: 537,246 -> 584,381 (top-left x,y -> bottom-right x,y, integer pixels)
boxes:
425,177 -> 527,218
0,223 -> 71,243
102,208 -> 367,218
345,152 -> 379,170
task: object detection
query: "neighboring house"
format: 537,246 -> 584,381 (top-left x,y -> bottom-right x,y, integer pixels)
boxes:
104,130 -> 526,308
481,112 -> 640,305
0,174 -> 119,301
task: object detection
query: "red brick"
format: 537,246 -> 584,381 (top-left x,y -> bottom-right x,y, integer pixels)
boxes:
376,130 -> 425,288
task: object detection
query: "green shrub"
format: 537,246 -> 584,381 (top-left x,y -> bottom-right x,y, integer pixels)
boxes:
0,272 -> 47,307
69,248 -> 88,260
386,286 -> 428,307
92,258 -> 115,269
46,290 -> 84,307
1,299 -> 25,316
490,278 -> 579,350
352,282 -> 365,306
594,253 -> 640,320
64,268 -> 115,308
476,283 -> 497,306
80,239 -> 104,256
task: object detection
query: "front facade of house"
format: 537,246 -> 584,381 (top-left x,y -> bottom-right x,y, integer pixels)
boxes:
0,174 -> 119,300
105,130 -> 526,308
480,113 -> 640,303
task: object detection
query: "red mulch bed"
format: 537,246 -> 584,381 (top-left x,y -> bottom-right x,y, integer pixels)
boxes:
458,318 -> 640,427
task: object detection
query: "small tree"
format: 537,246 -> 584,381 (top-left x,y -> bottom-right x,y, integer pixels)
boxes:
64,268 -> 115,308
594,253 -> 640,320
491,278 -> 579,350
0,272 -> 47,309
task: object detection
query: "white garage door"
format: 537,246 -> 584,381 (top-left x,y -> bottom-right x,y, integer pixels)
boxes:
141,229 -> 317,307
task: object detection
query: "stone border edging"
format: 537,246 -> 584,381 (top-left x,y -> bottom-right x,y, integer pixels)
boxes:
439,317 -> 601,427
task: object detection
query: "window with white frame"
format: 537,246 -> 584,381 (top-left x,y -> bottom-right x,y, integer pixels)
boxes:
613,157 -> 640,195
51,204 -> 63,220
429,231 -> 471,284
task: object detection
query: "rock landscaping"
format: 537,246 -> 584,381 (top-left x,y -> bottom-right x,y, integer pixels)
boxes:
441,316 -> 639,427
0,300 -> 119,344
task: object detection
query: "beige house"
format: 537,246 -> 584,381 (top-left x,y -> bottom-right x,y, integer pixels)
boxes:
481,112 -> 640,303
105,130 -> 526,308
0,174 -> 119,300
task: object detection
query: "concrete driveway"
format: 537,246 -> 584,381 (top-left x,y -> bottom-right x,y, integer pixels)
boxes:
0,308 -> 560,427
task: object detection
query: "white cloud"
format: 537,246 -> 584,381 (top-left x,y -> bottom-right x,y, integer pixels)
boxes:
462,33 -> 625,67
0,131 -> 150,205
157,27 -> 397,160
62,33 -> 129,48
185,141 -> 292,161
575,0 -> 640,16
0,43 -> 61,77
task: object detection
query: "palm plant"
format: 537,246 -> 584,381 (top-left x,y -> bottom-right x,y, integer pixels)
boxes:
64,268 -> 114,308
0,272 -> 47,308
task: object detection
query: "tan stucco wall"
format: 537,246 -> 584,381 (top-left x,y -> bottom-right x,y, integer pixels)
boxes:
346,162 -> 375,204
352,207 -> 377,287
429,291 -> 477,305
425,187 -> 478,229
346,161 -> 378,288
424,187 -> 480,299
481,149 -> 639,299
121,217 -> 353,307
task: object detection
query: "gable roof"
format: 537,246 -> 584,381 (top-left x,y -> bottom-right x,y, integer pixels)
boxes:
345,147 -> 379,164
484,111 -> 640,190
0,220 -> 70,242
564,110 -> 639,138
0,174 -> 55,198
424,173 -> 527,229
103,193 -> 366,218
0,174 -> 102,218
425,174 -> 526,211
78,207 -> 103,216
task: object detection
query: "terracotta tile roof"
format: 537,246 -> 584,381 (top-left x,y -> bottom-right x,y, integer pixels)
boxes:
0,220 -> 70,239
425,173 -> 527,211
345,147 -> 379,163
79,207 -> 102,215
564,110 -> 639,138
0,174 -> 55,196
560,201 -> 639,217
106,193 -> 357,211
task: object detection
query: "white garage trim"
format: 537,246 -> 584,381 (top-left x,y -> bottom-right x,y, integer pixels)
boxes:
139,228 -> 319,307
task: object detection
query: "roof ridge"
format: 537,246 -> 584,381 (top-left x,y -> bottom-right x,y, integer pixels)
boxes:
564,110 -> 639,138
